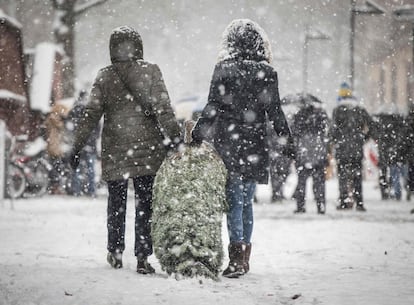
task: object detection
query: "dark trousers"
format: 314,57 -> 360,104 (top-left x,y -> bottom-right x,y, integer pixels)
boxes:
378,165 -> 389,199
408,162 -> 414,192
269,156 -> 291,200
107,175 -> 154,258
49,156 -> 65,186
337,161 -> 363,205
296,166 -> 326,209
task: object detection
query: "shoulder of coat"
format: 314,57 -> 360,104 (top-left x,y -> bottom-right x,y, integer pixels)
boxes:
99,65 -> 113,74
94,65 -> 114,82
135,59 -> 157,69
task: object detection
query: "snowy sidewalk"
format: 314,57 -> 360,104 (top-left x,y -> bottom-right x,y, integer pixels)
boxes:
1,179 -> 413,305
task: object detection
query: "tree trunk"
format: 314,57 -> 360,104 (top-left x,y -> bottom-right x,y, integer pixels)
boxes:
52,0 -> 77,99
50,0 -> 108,99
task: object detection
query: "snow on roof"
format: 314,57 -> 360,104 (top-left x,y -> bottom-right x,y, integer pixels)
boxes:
30,42 -> 60,113
0,89 -> 27,103
0,9 -> 22,29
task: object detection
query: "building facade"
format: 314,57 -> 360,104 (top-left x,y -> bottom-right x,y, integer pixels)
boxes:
0,10 -> 30,136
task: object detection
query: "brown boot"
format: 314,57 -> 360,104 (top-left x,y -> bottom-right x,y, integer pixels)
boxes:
222,242 -> 245,278
244,243 -> 251,273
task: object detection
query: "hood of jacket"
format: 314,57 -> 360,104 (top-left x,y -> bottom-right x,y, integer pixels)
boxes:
109,26 -> 143,63
218,19 -> 272,63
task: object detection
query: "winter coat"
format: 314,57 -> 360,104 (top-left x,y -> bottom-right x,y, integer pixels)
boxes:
45,104 -> 70,158
73,26 -> 181,181
292,103 -> 329,168
192,19 -> 291,184
372,113 -> 407,166
329,97 -> 373,163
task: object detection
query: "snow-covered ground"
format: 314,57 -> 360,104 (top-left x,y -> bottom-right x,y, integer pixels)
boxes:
0,177 -> 413,305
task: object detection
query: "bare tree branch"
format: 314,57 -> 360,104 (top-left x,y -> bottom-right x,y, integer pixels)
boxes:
74,0 -> 108,16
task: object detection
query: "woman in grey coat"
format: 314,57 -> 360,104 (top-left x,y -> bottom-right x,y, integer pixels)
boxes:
70,26 -> 181,274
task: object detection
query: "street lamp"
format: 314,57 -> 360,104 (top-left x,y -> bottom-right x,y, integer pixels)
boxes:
302,26 -> 330,92
350,0 -> 386,90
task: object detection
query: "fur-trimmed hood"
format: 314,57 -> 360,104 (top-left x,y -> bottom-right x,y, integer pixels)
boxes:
218,19 -> 272,63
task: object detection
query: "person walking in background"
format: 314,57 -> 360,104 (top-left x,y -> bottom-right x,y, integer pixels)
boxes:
45,103 -> 70,195
372,112 -> 407,201
69,26 -> 181,274
67,90 -> 100,197
192,19 -> 293,278
329,82 -> 374,211
267,122 -> 292,203
291,96 -> 329,214
405,108 -> 414,213
266,94 -> 300,203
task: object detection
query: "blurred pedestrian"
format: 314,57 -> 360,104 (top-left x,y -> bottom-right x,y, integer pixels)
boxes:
291,97 -> 329,214
67,90 -> 100,197
192,19 -> 293,278
372,112 -> 407,201
405,108 -> 414,212
69,26 -> 181,274
329,82 -> 374,211
45,103 -> 70,195
267,122 -> 292,202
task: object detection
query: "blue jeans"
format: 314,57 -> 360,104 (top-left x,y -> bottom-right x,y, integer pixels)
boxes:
390,163 -> 403,200
226,176 -> 256,243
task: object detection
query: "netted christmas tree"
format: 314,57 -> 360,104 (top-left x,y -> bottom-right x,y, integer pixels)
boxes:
152,129 -> 227,281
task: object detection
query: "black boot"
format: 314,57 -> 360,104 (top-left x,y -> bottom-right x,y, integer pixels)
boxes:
355,203 -> 367,212
107,251 -> 122,269
222,242 -> 245,278
244,243 -> 252,274
336,199 -> 352,210
317,202 -> 326,215
294,200 -> 306,214
294,203 -> 306,213
137,256 -> 155,274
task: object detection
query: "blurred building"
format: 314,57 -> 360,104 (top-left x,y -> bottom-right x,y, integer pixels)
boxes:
0,8 -> 66,140
360,0 -> 414,114
0,9 -> 30,136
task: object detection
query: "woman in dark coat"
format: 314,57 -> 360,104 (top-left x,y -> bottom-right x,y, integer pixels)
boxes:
71,26 -> 181,274
192,19 -> 292,278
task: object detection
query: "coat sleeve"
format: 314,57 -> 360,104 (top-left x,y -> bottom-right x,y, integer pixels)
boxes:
328,107 -> 339,144
192,65 -> 222,142
264,71 -> 291,138
148,64 -> 181,143
73,72 -> 105,155
363,108 -> 375,139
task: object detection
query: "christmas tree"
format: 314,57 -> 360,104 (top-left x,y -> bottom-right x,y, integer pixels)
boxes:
152,141 -> 227,281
